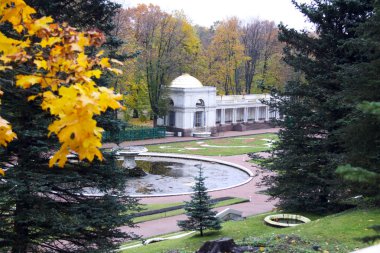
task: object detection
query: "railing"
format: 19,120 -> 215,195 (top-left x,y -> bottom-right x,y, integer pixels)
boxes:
103,127 -> 166,143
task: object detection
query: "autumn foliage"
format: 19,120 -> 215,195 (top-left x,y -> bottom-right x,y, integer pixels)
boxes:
0,0 -> 124,171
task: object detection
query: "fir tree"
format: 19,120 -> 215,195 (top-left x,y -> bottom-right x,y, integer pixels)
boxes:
264,0 -> 374,213
0,1 -> 140,252
177,166 -> 221,236
336,0 -> 380,204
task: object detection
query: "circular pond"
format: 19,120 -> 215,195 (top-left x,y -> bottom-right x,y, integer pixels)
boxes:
123,156 -> 251,197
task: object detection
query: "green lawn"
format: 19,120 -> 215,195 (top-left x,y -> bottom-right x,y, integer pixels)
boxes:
122,208 -> 380,253
133,198 -> 248,223
146,133 -> 278,156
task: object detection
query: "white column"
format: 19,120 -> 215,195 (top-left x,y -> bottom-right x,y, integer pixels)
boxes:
221,108 -> 225,124
232,108 -> 237,123
265,106 -> 269,121
243,107 -> 248,122
255,107 -> 259,122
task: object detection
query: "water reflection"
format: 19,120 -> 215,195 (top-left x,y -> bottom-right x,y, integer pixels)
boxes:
123,157 -> 250,196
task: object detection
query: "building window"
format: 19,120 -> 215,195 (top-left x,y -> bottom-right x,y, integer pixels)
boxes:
259,107 -> 266,120
237,108 -> 244,122
216,109 -> 221,124
248,107 -> 255,121
195,111 -> 203,127
169,111 -> 175,126
225,109 -> 233,123
196,99 -> 205,107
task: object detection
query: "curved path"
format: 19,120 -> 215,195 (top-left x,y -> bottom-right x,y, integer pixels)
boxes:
119,153 -> 277,238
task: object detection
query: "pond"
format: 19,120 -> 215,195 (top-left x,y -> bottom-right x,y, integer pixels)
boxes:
123,156 -> 251,196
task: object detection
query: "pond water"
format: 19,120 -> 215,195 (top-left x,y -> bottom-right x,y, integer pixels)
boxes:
123,156 -> 250,196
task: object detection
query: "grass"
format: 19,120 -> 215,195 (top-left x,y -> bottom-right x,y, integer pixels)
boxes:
146,133 -> 278,156
121,208 -> 380,253
133,198 -> 248,223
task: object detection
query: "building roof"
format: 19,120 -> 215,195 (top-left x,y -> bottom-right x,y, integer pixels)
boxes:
170,73 -> 203,88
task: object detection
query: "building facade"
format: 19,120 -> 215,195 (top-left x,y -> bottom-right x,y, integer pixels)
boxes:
157,74 -> 279,137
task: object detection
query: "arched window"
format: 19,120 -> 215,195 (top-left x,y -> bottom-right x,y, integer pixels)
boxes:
196,99 -> 205,107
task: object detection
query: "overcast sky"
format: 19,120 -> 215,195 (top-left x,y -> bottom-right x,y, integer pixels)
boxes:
114,0 -> 313,30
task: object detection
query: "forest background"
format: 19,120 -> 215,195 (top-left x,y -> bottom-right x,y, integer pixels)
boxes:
113,4 -> 295,122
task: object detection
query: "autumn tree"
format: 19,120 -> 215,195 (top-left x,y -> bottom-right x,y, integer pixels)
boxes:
116,5 -> 201,125
242,20 -> 288,93
207,17 -> 247,95
0,1 -> 139,252
26,0 -> 128,135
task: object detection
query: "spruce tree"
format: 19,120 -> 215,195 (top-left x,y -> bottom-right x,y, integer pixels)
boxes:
0,1 -> 140,252
335,0 -> 380,204
177,166 -> 221,236
264,0 -> 374,212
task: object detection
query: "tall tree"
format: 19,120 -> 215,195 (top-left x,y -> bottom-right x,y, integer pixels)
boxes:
25,0 -> 120,34
177,167 -> 221,236
26,0 -> 132,136
117,5 -> 201,125
264,0 -> 374,213
336,0 -> 380,204
241,20 -> 280,93
0,1 -> 139,252
207,18 -> 247,95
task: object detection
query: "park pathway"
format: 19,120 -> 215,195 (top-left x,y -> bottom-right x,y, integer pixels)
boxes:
119,153 -> 277,238
103,127 -> 280,148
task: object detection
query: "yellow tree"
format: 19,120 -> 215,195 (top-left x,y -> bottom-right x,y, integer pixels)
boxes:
207,17 -> 248,95
115,4 -> 202,126
0,0 -> 123,172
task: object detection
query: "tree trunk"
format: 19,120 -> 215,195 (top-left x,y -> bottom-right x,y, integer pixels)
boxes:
153,115 -> 158,127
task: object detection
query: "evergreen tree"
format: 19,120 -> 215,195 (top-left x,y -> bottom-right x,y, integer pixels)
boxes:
336,0 -> 380,204
25,0 -> 132,138
0,1 -> 139,252
177,166 -> 221,236
264,0 -> 374,212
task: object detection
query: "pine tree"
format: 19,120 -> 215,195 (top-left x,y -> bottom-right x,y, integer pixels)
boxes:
25,0 -> 132,138
177,166 -> 221,236
264,0 -> 374,213
0,1 -> 140,252
335,0 -> 380,204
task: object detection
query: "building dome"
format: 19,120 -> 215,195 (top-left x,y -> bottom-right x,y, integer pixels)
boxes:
170,73 -> 203,88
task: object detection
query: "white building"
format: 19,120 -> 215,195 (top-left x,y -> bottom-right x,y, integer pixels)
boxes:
157,74 -> 280,137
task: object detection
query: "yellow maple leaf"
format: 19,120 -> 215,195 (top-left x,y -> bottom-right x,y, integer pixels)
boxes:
0,31 -> 23,57
99,58 -> 111,68
27,16 -> 53,35
0,168 -> 4,176
84,69 -> 102,79
0,0 -> 126,168
96,50 -> 105,57
40,37 -> 61,48
16,75 -> 42,88
0,0 -> 36,33
77,52 -> 88,68
0,117 -> 17,147
34,59 -> 48,70
0,66 -> 12,71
